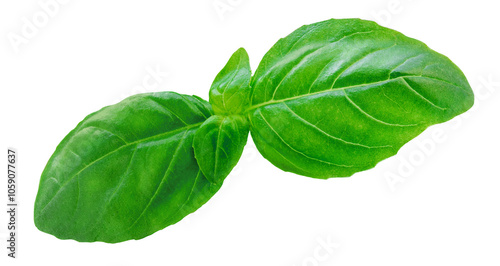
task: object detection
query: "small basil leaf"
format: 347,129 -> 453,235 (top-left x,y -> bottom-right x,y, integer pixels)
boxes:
34,92 -> 221,243
209,47 -> 252,115
193,115 -> 249,184
247,18 -> 474,178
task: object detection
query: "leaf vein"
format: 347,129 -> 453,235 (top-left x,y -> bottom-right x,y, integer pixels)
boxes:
163,170 -> 202,225
282,103 -> 392,149
401,78 -> 447,110
388,54 -> 423,78
270,30 -> 376,100
330,43 -> 397,89
251,127 -> 309,173
86,145 -> 139,239
87,126 -> 129,144
124,130 -> 188,232
259,111 -> 354,168
146,97 -> 189,126
213,117 -> 225,180
342,90 -> 417,127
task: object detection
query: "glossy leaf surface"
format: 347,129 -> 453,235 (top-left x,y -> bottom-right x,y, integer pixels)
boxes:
247,18 -> 474,178
194,115 -> 249,184
209,48 -> 252,115
34,92 -> 221,243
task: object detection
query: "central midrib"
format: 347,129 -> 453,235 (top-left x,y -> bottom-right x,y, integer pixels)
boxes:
244,75 -> 459,113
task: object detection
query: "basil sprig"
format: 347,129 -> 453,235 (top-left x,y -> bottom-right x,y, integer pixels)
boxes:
35,18 -> 474,243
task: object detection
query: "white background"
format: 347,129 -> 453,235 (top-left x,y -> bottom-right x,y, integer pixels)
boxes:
1,0 -> 499,265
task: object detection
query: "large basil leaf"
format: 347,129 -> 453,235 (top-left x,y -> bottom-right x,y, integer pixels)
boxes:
194,115 -> 249,184
247,18 -> 474,178
34,92 -> 221,243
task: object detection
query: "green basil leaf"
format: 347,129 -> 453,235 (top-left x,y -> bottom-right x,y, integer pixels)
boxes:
209,47 -> 251,115
247,18 -> 474,178
193,115 -> 249,184
34,92 -> 221,243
